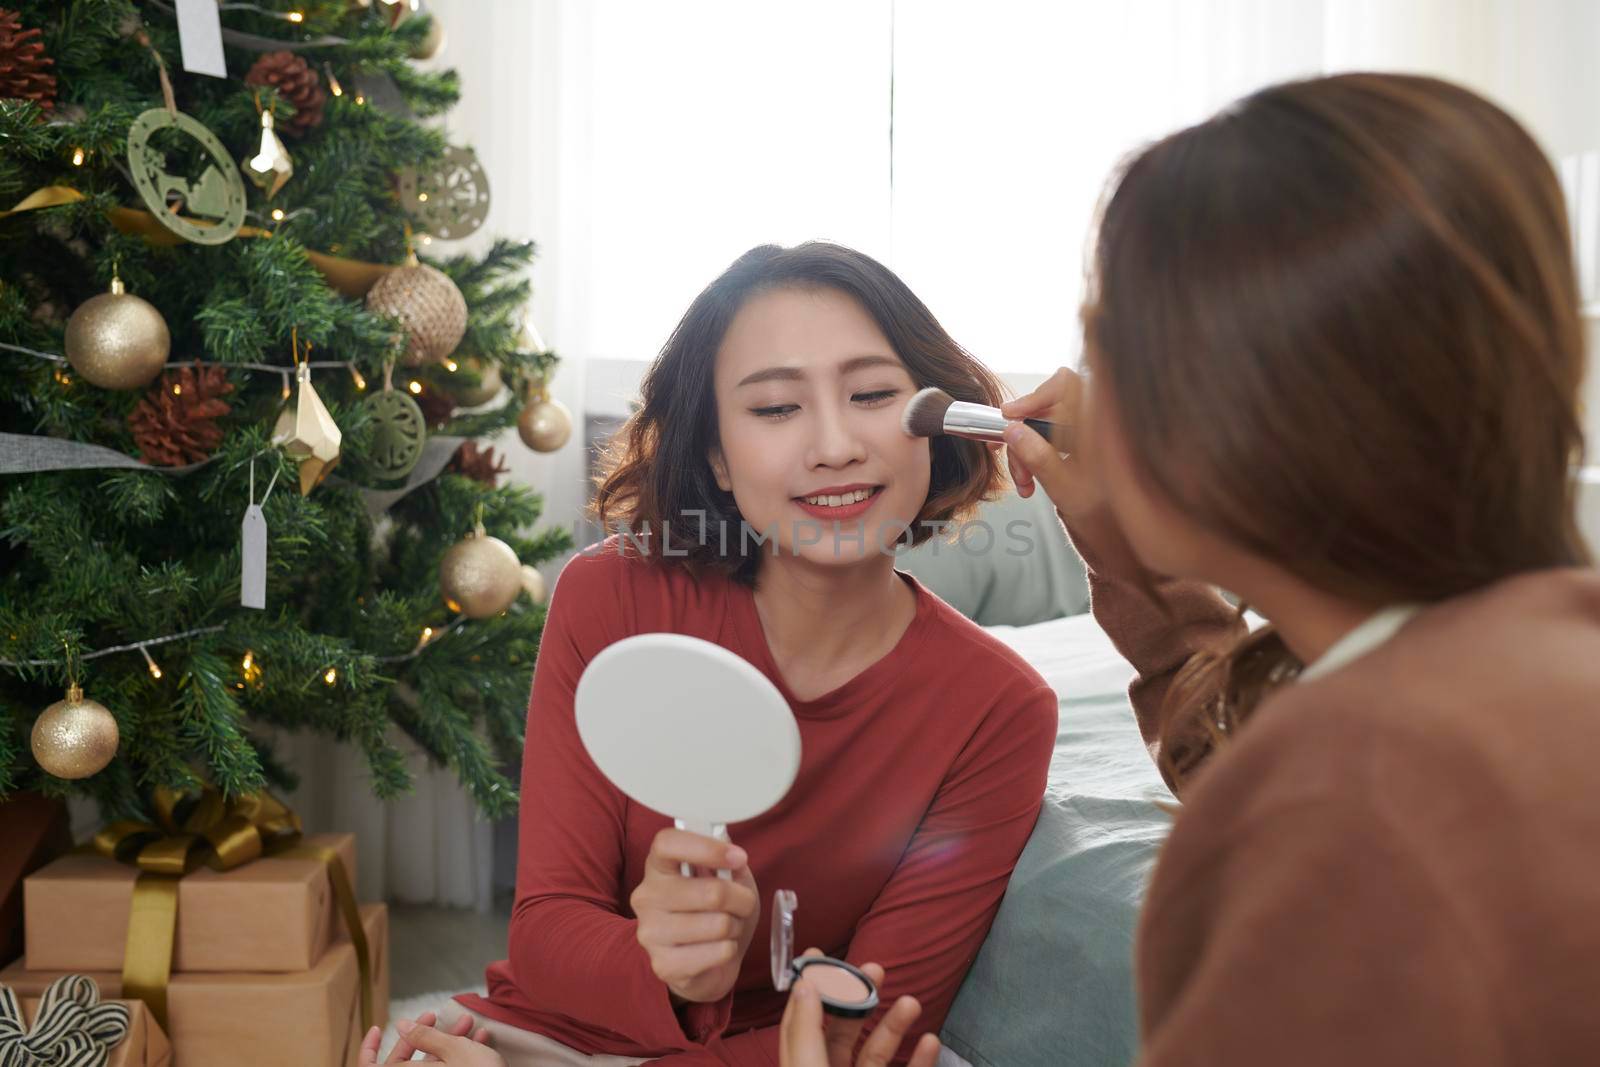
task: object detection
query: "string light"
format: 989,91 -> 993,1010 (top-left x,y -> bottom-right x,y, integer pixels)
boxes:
71,147 -> 85,166
241,650 -> 262,684
287,10 -> 304,22
407,380 -> 422,395
271,208 -> 285,221
354,94 -> 366,106
138,645 -> 162,680
281,371 -> 292,400
325,63 -> 344,97
323,667 -> 338,686
420,235 -> 432,245
53,367 -> 71,387
421,626 -> 435,642
417,193 -> 428,202
444,359 -> 458,372
172,382 -> 182,395
348,365 -> 368,390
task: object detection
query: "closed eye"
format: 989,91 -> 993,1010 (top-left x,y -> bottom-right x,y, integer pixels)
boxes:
854,389 -> 899,405
751,404 -> 799,420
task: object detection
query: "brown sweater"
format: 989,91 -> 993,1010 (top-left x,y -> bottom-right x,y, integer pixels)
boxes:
1076,529 -> 1600,1066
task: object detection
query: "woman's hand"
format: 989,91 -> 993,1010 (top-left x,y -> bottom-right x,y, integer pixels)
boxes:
1002,366 -> 1149,576
778,956 -> 941,1067
357,1011 -> 496,1065
630,827 -> 760,1004
1000,366 -> 1103,518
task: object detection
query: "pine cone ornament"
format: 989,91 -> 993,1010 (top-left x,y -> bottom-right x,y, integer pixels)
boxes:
415,384 -> 456,428
128,364 -> 235,466
243,51 -> 326,137
0,8 -> 57,114
450,441 -> 510,487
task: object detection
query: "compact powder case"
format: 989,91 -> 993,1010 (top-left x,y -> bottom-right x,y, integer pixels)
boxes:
770,889 -> 880,1018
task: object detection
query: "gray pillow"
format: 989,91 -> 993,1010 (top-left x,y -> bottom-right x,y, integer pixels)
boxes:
896,491 -> 1089,626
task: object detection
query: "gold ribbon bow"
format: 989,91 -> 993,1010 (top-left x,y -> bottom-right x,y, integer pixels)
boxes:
91,787 -> 371,1035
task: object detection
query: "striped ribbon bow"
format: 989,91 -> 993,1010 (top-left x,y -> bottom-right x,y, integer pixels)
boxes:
0,975 -> 130,1067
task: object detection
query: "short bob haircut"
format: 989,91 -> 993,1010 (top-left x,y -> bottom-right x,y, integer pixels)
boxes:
593,241 -> 1007,585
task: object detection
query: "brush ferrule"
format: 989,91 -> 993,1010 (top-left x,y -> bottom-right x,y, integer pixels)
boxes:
942,400 -> 1011,441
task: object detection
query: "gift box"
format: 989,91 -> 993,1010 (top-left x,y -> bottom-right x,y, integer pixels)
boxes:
9,989 -> 172,1067
0,792 -> 73,968
346,902 -> 391,1030
24,832 -> 356,974
0,900 -> 385,1067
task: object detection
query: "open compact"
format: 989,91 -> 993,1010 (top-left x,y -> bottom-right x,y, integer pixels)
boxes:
770,889 -> 880,1018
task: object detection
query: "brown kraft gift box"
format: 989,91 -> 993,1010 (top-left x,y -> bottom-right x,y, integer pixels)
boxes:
10,993 -> 172,1067
23,832 -> 356,973
0,900 -> 386,1067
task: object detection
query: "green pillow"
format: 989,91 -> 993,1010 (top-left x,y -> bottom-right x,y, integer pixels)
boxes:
939,614 -> 1174,1067
896,491 -> 1089,626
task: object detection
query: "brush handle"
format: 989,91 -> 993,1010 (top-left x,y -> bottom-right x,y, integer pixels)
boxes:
944,401 -> 1070,449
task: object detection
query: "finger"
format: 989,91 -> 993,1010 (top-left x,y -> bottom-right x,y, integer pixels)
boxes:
474,1027 -> 493,1046
359,1025 -> 380,1066
647,828 -> 747,875
648,939 -> 742,984
1000,367 -> 1070,418
860,962 -> 885,989
639,909 -> 744,947
446,1012 -> 475,1038
1003,422 -> 1074,507
385,1010 -> 439,1063
779,979 -> 828,1067
857,995 -> 926,1067
823,1002 -> 869,1065
908,1032 -> 943,1067
1007,442 -> 1036,498
394,1022 -> 459,1058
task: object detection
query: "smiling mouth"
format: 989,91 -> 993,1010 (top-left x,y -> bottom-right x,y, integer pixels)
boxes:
794,486 -> 883,508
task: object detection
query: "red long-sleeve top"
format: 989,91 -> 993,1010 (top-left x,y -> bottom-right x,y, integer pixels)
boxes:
457,539 -> 1057,1065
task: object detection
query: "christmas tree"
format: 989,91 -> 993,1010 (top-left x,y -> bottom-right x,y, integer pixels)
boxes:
0,0 -> 573,822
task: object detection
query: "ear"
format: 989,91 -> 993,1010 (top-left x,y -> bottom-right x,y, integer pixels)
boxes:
707,447 -> 732,492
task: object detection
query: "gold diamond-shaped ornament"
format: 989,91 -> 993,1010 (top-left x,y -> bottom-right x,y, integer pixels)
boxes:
242,109 -> 293,199
273,362 -> 342,494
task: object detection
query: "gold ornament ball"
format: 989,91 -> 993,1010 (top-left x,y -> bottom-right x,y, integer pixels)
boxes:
366,263 -> 468,367
440,528 -> 523,618
64,282 -> 171,390
451,356 -> 502,407
520,564 -> 548,605
411,14 -> 446,58
31,685 -> 120,780
518,396 -> 573,453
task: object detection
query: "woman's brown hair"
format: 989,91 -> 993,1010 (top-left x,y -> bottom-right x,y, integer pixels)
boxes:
594,241 -> 1007,585
1083,73 -> 1592,788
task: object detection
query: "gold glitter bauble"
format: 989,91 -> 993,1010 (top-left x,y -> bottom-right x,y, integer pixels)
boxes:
520,563 -> 547,605
440,524 -> 523,618
449,356 -> 502,407
517,396 -> 572,453
64,279 -> 170,390
366,262 -> 467,367
31,685 -> 119,780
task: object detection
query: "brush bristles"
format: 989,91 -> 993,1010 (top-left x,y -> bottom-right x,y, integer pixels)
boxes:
902,387 -> 955,438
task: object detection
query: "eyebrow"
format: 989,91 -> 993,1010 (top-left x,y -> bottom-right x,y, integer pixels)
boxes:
736,354 -> 902,388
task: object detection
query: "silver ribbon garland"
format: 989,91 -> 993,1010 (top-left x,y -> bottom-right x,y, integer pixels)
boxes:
0,432 -> 467,516
0,975 -> 131,1067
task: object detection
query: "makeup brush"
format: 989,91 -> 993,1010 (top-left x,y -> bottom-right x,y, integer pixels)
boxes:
901,387 -> 1064,446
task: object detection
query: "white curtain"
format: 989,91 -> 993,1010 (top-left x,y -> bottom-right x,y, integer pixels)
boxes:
266,0 -> 1600,906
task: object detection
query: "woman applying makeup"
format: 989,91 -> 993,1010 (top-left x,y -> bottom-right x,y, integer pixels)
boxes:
777,71 -> 1600,1067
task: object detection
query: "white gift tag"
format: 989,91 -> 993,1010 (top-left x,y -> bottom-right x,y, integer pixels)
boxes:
174,0 -> 228,78
241,504 -> 267,609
